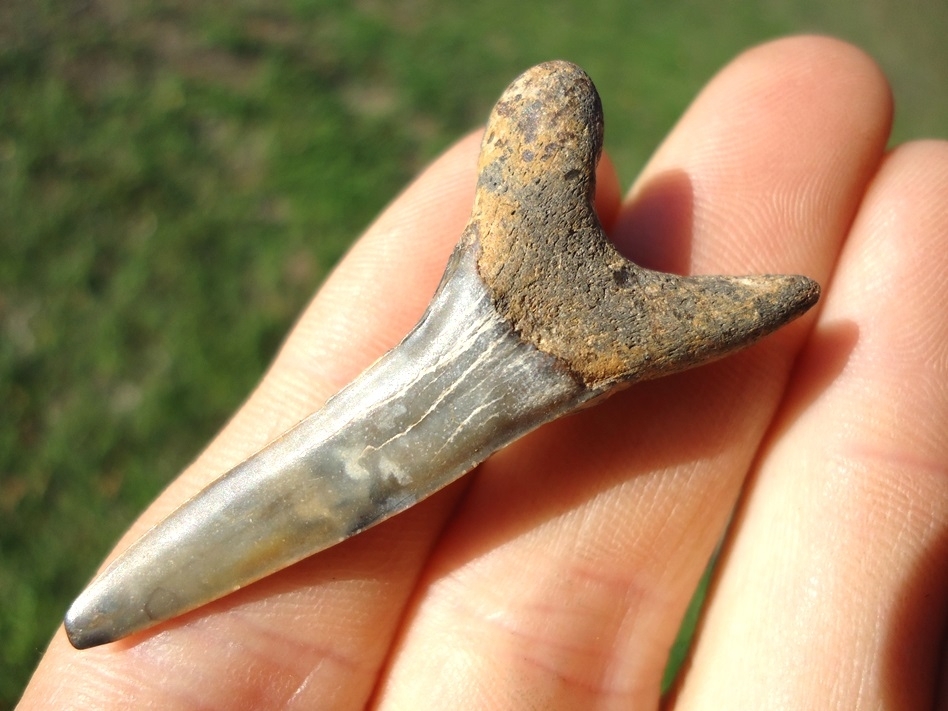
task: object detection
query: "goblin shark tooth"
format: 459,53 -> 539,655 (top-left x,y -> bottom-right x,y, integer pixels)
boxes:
64,60 -> 819,650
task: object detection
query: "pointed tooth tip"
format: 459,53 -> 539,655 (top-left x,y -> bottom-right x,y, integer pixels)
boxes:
63,584 -> 136,650
64,603 -> 115,650
64,623 -> 116,651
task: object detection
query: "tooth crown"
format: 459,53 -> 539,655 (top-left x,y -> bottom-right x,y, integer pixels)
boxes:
64,249 -> 587,649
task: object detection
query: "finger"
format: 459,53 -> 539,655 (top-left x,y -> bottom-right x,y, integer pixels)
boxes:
20,129 -> 624,709
22,134 -> 484,709
672,142 -> 948,709
375,36 -> 891,709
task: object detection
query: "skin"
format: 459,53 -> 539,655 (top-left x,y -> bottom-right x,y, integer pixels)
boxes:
18,35 -> 948,709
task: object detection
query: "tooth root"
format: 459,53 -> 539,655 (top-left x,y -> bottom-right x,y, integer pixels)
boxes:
468,61 -> 819,388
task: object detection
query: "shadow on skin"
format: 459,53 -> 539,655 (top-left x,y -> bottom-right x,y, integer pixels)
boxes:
767,318 -> 861,440
883,473 -> 948,707
611,168 -> 695,276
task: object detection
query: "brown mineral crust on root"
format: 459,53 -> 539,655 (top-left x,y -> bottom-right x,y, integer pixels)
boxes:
471,61 -> 820,389
472,60 -> 623,385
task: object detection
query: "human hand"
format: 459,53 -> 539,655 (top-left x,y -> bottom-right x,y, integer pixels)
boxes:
19,35 -> 948,709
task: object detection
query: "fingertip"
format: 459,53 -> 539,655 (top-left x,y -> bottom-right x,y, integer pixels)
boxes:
732,35 -> 893,132
611,34 -> 893,284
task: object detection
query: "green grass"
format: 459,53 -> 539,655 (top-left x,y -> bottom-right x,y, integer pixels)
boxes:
2,0 -> 945,705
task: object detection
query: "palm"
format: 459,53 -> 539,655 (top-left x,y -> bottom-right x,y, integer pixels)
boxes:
21,36 -> 948,710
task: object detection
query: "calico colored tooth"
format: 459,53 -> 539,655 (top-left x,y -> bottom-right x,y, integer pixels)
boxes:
64,61 -> 819,649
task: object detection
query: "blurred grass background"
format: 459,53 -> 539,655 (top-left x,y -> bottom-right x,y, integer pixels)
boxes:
2,0 -> 946,705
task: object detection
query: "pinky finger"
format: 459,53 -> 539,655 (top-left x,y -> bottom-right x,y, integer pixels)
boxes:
673,141 -> 948,710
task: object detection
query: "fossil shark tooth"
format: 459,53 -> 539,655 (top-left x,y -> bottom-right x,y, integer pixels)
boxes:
64,60 -> 820,650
